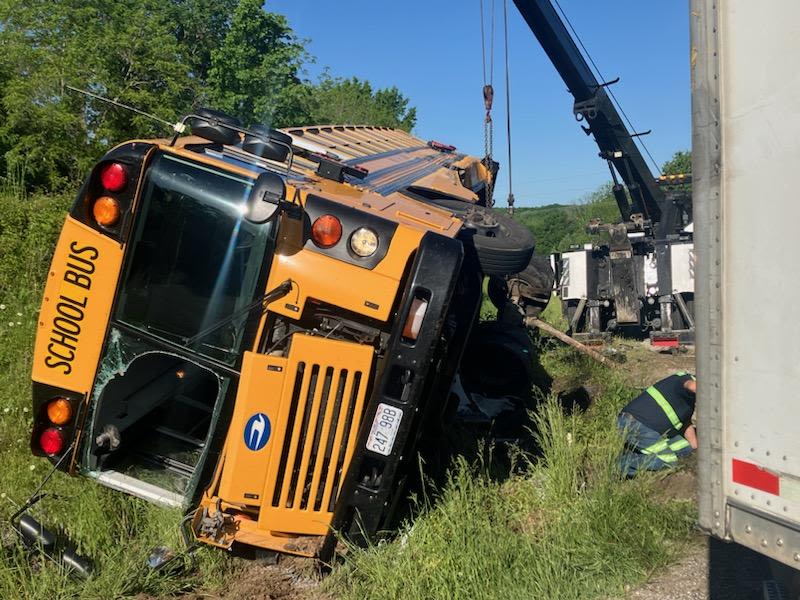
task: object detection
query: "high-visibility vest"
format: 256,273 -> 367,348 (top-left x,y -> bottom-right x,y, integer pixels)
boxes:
644,385 -> 684,432
639,371 -> 695,458
641,435 -> 691,461
644,371 -> 696,433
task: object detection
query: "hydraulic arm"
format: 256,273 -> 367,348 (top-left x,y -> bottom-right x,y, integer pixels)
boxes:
511,0 -> 667,230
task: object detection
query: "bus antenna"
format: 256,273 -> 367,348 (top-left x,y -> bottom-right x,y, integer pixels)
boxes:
65,85 -> 186,133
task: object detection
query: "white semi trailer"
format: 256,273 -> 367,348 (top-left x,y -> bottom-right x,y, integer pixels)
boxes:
694,0 -> 800,573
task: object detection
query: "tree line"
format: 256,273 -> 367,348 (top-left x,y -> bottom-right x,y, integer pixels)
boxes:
514,150 -> 692,255
0,0 -> 417,192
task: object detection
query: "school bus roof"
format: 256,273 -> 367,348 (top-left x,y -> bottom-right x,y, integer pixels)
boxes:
282,125 -> 485,202
158,124 -> 493,236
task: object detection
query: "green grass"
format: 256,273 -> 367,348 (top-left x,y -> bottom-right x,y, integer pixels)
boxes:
540,292 -> 569,332
326,356 -> 695,600
0,189 -> 231,599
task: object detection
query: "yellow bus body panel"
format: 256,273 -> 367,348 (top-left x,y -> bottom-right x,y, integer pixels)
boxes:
267,221 -> 424,322
211,333 -> 373,541
32,217 -> 123,394
217,352 -> 288,505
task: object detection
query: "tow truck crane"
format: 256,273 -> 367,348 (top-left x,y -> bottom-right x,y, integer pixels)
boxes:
512,0 -> 694,344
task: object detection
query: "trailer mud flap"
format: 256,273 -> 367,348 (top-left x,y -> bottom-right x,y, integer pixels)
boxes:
321,231 -> 464,560
607,225 -> 639,324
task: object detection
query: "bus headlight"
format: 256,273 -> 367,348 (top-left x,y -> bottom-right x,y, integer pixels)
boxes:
349,227 -> 378,257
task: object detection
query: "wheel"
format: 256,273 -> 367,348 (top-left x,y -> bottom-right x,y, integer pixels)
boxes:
191,107 -> 242,145
505,255 -> 554,317
488,255 -> 555,318
428,199 -> 535,275
459,320 -> 535,399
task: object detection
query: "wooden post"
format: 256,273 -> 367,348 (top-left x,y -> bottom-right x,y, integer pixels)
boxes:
525,317 -> 614,367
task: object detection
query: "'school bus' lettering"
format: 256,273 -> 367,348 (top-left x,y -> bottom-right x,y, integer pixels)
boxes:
45,241 -> 98,374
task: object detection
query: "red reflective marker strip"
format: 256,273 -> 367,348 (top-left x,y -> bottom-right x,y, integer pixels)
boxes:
732,459 -> 780,496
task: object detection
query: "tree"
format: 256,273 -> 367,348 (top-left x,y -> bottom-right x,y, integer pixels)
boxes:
511,184 -> 620,254
307,73 -> 417,131
0,0 -> 418,190
169,0 -> 238,82
0,0 -> 203,189
662,150 -> 691,176
206,0 -> 311,128
372,86 -> 417,131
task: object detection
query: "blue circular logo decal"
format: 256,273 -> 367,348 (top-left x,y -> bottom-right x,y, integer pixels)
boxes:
243,412 -> 271,451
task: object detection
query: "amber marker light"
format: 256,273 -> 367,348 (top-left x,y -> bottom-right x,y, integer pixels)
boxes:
311,214 -> 343,248
46,397 -> 73,426
93,196 -> 121,227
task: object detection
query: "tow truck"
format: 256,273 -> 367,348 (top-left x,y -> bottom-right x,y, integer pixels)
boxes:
513,0 -> 695,346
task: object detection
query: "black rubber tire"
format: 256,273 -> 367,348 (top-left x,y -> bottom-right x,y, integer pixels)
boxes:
429,199 -> 535,275
460,321 -> 535,400
192,107 -> 242,145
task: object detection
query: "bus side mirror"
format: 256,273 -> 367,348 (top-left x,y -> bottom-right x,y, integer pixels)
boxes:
246,172 -> 285,224
190,107 -> 242,145
243,126 -> 292,163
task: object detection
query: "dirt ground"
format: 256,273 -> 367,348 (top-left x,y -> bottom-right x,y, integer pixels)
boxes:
602,339 -> 696,389
136,555 -> 327,600
185,559 -> 326,600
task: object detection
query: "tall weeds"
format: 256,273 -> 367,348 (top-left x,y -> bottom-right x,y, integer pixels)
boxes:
328,373 -> 695,600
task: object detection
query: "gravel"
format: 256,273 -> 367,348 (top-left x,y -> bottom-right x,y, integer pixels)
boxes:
624,534 -> 772,600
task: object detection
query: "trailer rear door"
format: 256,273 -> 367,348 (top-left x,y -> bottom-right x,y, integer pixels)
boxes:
693,0 -> 800,568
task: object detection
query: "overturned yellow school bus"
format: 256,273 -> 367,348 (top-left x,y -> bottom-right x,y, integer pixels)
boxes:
29,109 -> 545,560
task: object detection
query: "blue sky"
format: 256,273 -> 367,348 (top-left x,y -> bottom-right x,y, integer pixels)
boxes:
267,1 -> 691,207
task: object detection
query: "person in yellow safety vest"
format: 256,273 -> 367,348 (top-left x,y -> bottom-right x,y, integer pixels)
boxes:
617,371 -> 697,477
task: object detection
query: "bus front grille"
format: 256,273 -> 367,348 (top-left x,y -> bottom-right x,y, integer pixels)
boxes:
262,334 -> 372,535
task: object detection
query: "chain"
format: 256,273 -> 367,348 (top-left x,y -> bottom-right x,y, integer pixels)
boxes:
483,116 -> 494,206
480,0 -> 496,207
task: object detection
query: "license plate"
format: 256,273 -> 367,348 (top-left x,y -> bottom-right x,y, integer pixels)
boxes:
366,403 -> 403,456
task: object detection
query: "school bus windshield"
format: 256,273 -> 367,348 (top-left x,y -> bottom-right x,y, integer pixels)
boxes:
115,152 -> 273,365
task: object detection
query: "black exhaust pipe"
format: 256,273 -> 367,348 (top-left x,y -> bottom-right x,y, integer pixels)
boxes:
16,514 -> 56,550
14,514 -> 93,578
62,547 -> 93,578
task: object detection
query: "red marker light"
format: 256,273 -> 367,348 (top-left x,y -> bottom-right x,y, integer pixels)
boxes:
99,162 -> 128,192
39,428 -> 65,456
311,215 -> 342,248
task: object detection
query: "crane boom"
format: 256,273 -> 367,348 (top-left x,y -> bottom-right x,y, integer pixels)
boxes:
511,0 -> 665,227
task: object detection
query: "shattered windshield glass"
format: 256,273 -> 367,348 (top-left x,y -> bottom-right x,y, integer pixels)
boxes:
115,152 -> 273,364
